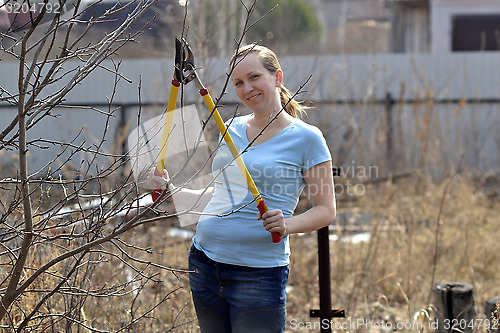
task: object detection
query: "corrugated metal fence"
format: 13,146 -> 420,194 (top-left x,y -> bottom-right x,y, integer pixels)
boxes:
1,52 -> 499,179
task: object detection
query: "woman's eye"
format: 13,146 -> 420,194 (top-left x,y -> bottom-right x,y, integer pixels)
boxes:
251,75 -> 259,80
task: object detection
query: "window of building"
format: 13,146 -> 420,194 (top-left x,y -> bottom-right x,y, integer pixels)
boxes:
452,15 -> 500,51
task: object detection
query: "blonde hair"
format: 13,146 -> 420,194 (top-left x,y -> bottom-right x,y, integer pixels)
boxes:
231,44 -> 309,118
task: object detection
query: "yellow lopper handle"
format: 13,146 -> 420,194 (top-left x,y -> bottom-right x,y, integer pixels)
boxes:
152,79 -> 180,201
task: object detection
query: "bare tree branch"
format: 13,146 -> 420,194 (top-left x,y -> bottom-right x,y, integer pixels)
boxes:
0,1 -> 286,330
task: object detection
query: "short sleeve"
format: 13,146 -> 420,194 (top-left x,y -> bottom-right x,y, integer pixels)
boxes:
302,125 -> 332,171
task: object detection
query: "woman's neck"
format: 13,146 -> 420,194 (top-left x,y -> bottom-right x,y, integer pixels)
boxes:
249,109 -> 293,129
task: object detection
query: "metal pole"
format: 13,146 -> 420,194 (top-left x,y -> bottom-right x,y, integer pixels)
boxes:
385,92 -> 394,174
318,226 -> 332,333
310,225 -> 345,331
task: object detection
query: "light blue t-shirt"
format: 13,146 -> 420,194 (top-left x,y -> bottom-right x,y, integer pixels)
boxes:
193,114 -> 331,268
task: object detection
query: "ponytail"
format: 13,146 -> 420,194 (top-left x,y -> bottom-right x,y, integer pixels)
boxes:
279,85 -> 309,118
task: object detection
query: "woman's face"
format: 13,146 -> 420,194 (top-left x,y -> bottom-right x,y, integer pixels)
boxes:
231,53 -> 282,114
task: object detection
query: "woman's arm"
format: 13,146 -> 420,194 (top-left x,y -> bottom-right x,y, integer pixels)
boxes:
260,160 -> 336,236
148,167 -> 214,211
170,185 -> 214,212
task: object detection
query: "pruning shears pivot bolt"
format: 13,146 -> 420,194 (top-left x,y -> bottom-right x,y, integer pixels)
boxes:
174,38 -> 206,90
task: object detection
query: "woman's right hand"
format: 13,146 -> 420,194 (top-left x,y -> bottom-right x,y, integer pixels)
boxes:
146,166 -> 170,190
147,166 -> 173,202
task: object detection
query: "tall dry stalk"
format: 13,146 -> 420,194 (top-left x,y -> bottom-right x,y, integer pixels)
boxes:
427,156 -> 463,305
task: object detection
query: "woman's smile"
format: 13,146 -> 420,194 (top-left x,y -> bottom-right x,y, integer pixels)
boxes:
247,93 -> 261,101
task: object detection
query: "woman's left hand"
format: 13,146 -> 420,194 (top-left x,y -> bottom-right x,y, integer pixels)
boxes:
258,209 -> 287,237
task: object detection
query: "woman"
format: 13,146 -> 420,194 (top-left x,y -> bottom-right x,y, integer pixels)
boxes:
151,44 -> 336,333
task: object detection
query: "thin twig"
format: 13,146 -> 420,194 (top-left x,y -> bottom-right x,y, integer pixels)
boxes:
427,155 -> 464,305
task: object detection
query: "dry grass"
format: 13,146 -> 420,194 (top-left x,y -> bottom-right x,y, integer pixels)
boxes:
286,175 -> 500,332
2,162 -> 499,332
82,174 -> 499,332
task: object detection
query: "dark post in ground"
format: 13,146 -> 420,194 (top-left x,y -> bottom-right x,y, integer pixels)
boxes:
432,282 -> 476,333
310,225 -> 345,333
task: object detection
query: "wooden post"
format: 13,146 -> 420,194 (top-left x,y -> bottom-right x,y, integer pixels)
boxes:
485,296 -> 500,333
432,282 -> 476,333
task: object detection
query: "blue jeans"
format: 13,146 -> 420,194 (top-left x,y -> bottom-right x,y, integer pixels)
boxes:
188,245 -> 288,333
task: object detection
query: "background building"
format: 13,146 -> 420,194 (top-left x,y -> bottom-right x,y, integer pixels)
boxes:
385,0 -> 500,53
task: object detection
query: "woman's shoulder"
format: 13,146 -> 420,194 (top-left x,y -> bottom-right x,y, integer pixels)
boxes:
291,118 -> 331,165
291,118 -> 326,138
